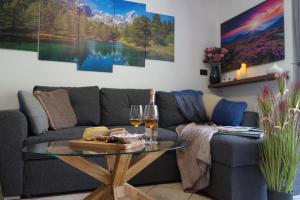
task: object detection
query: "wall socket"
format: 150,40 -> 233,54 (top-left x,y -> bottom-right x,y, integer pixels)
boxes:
200,69 -> 208,76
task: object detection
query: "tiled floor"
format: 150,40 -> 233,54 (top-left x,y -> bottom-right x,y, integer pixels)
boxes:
22,182 -> 212,200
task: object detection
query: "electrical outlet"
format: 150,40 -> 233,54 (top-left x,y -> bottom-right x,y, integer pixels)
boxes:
200,69 -> 208,76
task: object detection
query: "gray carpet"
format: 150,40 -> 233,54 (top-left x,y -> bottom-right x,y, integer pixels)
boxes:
21,183 -> 210,200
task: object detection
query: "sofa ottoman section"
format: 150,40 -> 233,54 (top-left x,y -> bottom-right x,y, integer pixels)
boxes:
204,162 -> 266,200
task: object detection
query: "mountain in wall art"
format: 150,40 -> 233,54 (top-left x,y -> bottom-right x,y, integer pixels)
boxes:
221,0 -> 284,72
77,0 -> 114,72
113,0 -> 146,67
0,0 -> 175,73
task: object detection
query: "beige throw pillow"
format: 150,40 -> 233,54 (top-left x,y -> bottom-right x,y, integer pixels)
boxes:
34,89 -> 77,130
202,93 -> 223,120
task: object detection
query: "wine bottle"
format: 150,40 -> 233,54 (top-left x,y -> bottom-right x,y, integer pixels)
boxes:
144,89 -> 159,141
149,88 -> 155,105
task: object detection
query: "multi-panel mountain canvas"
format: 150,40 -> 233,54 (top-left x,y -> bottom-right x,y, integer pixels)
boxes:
113,0 -> 146,67
146,12 -> 175,62
0,0 -> 39,51
77,0 -> 114,72
0,0 -> 175,73
221,0 -> 284,72
39,0 -> 79,63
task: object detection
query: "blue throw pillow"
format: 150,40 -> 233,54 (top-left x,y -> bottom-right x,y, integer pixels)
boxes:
211,99 -> 247,126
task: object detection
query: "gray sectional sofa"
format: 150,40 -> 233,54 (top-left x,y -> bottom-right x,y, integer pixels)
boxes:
0,86 -> 266,200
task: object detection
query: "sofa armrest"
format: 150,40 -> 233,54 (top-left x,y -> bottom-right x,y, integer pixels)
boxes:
241,111 -> 259,128
0,110 -> 27,197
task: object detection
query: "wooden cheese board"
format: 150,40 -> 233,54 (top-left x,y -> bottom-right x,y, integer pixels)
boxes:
69,139 -> 145,150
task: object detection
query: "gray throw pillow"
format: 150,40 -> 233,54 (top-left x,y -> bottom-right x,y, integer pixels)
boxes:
18,91 -> 49,135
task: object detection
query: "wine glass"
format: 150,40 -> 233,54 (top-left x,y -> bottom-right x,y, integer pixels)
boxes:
129,105 -> 143,134
143,105 -> 159,144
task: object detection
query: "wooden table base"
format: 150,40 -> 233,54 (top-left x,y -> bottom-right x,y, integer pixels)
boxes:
57,151 -> 165,200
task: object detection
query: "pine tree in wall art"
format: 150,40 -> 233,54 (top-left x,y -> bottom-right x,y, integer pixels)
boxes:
0,0 -> 39,51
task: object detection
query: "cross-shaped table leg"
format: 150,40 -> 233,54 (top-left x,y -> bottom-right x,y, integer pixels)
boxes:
57,150 -> 165,200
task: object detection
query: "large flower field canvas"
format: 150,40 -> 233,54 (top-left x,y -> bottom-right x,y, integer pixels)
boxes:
221,0 -> 284,72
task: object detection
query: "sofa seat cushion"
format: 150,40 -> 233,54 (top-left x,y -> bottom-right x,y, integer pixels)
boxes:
24,126 -> 89,146
24,126 -> 177,161
24,126 -> 89,160
211,134 -> 262,167
34,86 -> 100,126
100,88 -> 150,126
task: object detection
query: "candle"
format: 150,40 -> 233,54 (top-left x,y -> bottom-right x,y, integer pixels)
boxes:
240,63 -> 247,78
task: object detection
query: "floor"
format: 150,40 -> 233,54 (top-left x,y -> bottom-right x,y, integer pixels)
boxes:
22,182 -> 212,200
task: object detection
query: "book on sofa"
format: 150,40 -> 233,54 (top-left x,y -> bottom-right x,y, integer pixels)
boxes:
218,126 -> 264,138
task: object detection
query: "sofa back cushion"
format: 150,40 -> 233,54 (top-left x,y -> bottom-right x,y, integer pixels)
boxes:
33,86 -> 100,126
100,88 -> 149,126
156,91 -> 187,128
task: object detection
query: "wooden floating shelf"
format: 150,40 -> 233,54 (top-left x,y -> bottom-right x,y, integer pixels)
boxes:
208,74 -> 276,89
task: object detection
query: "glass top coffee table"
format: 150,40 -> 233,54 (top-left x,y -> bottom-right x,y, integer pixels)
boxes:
23,139 -> 189,200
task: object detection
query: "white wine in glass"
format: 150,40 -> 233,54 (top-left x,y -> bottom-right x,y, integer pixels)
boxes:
144,104 -> 159,144
129,105 -> 143,134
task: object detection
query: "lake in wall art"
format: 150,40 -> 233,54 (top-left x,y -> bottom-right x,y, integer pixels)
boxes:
146,12 -> 175,62
113,0 -> 146,67
39,0 -> 79,63
221,0 -> 284,72
77,0 -> 114,72
0,0 -> 39,51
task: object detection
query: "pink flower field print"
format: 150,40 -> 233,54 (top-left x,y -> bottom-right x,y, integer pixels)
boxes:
221,0 -> 284,72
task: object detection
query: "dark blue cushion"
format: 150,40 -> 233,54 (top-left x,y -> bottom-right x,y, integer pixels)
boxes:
212,99 -> 247,126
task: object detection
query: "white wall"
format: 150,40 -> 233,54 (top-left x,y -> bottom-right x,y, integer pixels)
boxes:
215,0 -> 296,112
0,0 -> 219,110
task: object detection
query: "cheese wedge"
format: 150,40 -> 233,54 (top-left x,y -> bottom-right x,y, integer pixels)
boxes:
82,126 -> 109,139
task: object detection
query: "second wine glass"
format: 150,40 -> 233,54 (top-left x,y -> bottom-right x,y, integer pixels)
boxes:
143,105 -> 159,144
129,105 -> 143,134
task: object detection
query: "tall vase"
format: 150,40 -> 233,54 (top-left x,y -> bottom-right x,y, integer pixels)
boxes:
267,190 -> 293,200
209,63 -> 221,84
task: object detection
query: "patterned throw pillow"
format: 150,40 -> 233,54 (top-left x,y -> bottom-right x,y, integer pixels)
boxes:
34,89 -> 77,130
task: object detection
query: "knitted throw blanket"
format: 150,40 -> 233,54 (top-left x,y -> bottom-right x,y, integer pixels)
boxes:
176,123 -> 218,192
